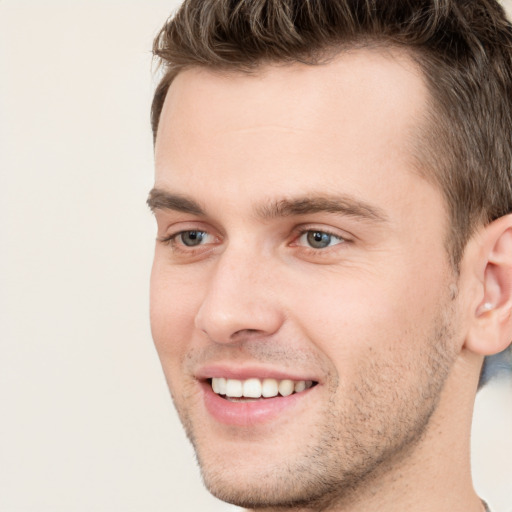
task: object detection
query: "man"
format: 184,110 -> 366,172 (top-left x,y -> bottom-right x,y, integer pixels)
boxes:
147,1 -> 512,510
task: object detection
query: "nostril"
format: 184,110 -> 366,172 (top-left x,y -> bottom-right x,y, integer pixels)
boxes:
229,328 -> 266,342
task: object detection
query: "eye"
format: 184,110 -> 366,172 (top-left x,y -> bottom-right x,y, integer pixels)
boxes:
176,230 -> 210,247
298,230 -> 345,249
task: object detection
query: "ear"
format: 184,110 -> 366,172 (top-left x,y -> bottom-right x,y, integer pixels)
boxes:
465,214 -> 512,355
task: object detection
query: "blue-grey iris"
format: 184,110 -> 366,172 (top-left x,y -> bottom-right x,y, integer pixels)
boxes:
181,231 -> 206,246
307,231 -> 333,249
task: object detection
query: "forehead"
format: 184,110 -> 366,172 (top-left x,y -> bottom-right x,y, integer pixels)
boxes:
156,48 -> 427,155
154,48 -> 435,220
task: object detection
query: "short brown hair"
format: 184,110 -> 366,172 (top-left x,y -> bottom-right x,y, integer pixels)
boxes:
151,0 -> 512,267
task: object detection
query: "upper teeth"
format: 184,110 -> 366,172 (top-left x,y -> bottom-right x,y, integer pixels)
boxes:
211,377 -> 313,398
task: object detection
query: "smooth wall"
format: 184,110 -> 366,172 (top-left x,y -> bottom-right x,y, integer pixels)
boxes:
1,1 -> 511,511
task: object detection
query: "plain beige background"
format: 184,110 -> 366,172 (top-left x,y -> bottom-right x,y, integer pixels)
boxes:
0,1 -> 510,510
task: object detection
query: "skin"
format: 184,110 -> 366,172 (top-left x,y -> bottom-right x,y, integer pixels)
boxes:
149,49 -> 509,511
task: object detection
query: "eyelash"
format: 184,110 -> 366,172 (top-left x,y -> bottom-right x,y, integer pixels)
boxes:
158,231 -> 213,253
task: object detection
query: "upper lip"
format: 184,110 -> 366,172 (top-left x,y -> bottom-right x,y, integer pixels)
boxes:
195,363 -> 320,383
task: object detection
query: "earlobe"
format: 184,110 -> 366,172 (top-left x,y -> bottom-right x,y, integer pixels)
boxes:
465,214 -> 512,356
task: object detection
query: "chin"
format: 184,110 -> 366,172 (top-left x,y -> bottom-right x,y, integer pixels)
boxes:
198,459 -> 350,510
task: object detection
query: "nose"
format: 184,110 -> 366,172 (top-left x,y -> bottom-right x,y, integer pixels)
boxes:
194,247 -> 284,344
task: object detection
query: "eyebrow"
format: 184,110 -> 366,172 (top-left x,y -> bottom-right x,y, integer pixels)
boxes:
147,188 -> 205,215
256,196 -> 388,223
147,188 -> 388,223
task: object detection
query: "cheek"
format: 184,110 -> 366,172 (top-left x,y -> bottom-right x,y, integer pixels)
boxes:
288,261 -> 449,370
149,260 -> 202,362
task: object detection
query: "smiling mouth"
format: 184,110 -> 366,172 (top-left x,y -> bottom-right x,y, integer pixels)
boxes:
208,377 -> 317,401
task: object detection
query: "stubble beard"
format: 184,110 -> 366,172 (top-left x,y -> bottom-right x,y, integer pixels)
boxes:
172,301 -> 459,511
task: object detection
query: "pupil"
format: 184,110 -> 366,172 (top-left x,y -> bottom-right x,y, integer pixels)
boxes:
307,231 -> 330,248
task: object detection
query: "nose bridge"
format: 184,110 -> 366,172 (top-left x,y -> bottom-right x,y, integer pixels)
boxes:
194,242 -> 283,343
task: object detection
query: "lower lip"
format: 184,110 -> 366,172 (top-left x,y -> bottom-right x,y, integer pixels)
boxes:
201,381 -> 315,427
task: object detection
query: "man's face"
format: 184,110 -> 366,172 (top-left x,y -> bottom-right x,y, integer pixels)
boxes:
150,50 -> 461,508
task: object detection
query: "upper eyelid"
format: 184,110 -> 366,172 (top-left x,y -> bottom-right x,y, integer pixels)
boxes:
293,224 -> 354,241
296,226 -> 344,236
157,219 -> 219,237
